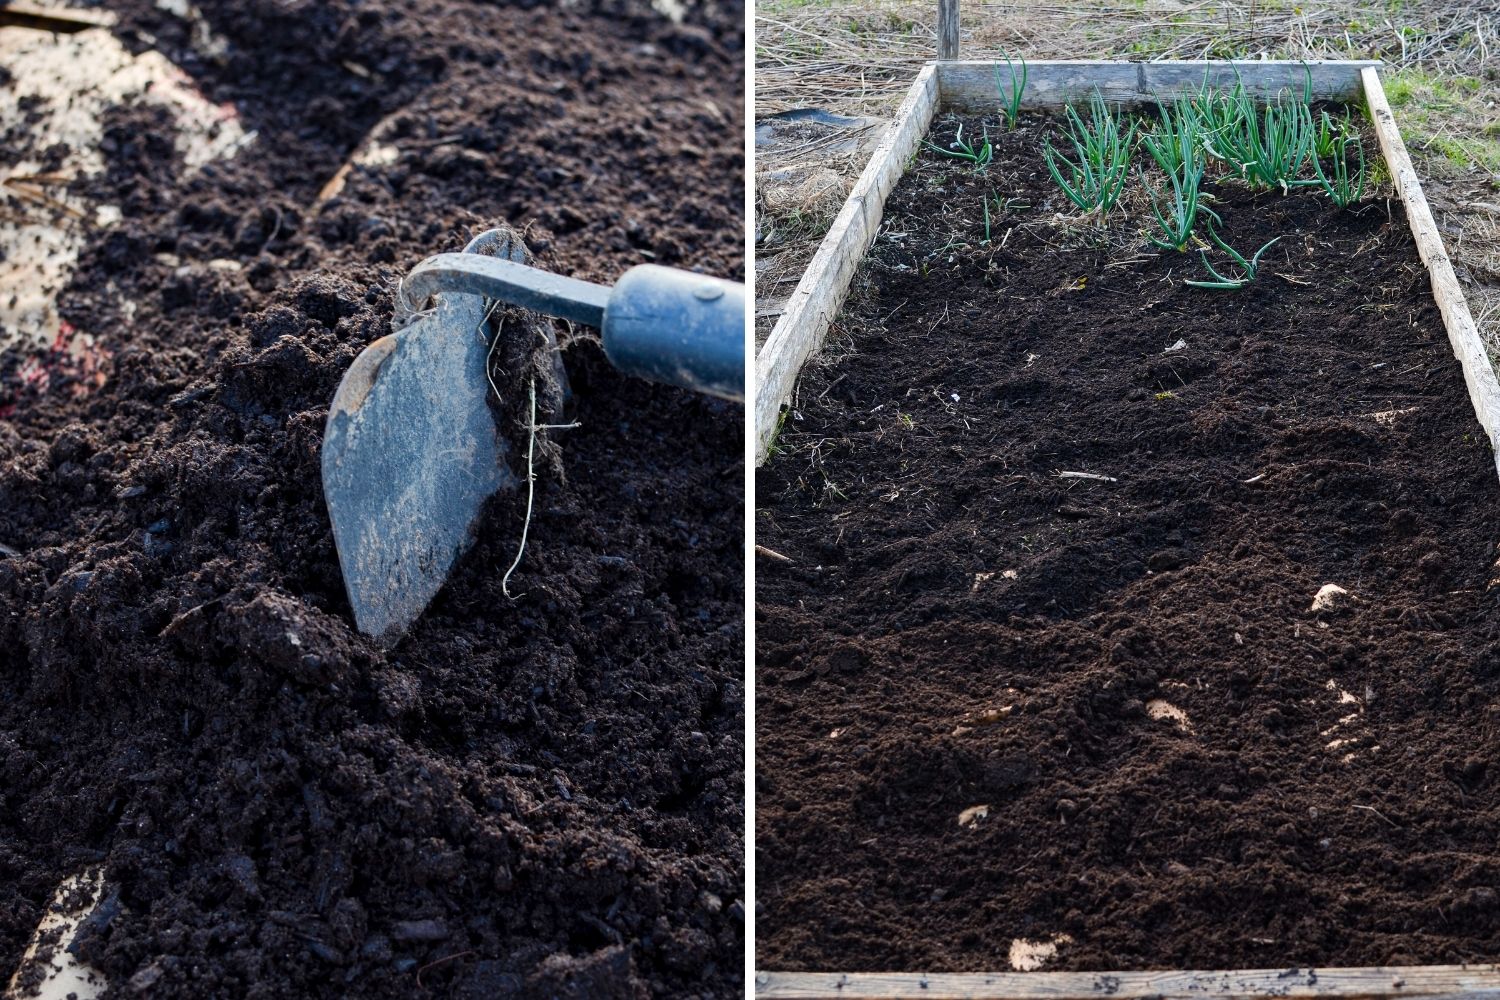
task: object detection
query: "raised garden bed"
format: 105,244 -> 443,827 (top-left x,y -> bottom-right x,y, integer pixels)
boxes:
755,61 -> 1500,998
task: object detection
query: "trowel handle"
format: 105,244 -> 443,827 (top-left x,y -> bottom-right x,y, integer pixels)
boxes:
602,265 -> 744,403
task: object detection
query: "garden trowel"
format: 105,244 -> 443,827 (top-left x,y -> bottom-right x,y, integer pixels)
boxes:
321,226 -> 744,645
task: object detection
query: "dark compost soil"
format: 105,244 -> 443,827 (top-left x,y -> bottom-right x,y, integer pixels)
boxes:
756,112 -> 1500,972
1,1 -> 743,997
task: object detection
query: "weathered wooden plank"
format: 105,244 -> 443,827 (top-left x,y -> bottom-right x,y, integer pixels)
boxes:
1362,66 -> 1500,479
938,59 -> 1379,111
937,0 -> 959,60
754,64 -> 939,463
756,966 -> 1500,1000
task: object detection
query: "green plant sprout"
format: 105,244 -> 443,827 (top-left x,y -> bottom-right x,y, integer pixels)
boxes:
1143,159 -> 1217,251
924,121 -> 993,170
1141,99 -> 1217,251
1206,92 -> 1316,192
1187,69 -> 1247,158
1311,135 -> 1367,207
1142,97 -> 1201,176
766,408 -> 789,458
982,193 -> 1027,242
1185,226 -> 1281,289
1042,92 -> 1136,215
1311,119 -> 1367,207
1193,89 -> 1245,148
993,53 -> 1028,130
1314,109 -> 1354,159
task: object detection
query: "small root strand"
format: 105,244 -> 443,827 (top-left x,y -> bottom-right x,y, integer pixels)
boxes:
502,376 -> 539,600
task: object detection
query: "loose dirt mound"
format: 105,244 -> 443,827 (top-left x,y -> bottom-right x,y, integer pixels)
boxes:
757,115 -> 1500,972
1,1 -> 744,996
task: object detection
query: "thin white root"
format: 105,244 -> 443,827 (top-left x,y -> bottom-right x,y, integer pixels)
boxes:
502,377 -> 538,600
482,310 -> 575,598
483,309 -> 505,402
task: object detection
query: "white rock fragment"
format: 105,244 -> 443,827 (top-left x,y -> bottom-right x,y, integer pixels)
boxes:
1146,699 -> 1193,733
1009,935 -> 1073,971
1311,584 -> 1351,612
957,804 -> 990,828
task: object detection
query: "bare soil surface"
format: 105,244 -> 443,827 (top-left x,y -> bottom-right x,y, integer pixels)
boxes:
756,114 -> 1500,972
1,1 -> 744,997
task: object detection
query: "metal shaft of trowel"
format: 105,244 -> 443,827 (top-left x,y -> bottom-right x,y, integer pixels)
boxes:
401,254 -> 744,402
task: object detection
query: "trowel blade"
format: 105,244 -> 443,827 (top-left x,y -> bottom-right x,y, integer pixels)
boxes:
321,287 -> 516,645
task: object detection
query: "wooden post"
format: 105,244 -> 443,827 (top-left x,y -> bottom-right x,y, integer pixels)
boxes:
937,0 -> 958,59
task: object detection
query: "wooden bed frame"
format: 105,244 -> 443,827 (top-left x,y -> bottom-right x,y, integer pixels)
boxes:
752,60 -> 1500,480
756,965 -> 1500,998
753,57 -> 1500,1000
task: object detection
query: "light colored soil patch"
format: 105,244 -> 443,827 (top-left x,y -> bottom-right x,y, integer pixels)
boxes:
1,23 -> 250,352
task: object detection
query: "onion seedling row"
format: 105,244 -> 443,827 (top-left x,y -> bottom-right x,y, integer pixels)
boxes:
1042,92 -> 1136,215
921,82 -> 1375,286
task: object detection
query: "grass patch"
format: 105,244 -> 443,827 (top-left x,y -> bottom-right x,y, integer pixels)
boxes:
1382,67 -> 1500,174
